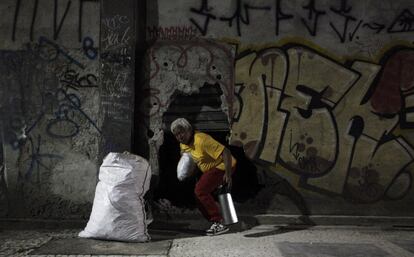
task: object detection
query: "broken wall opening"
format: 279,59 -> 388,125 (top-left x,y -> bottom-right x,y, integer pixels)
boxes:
155,84 -> 261,209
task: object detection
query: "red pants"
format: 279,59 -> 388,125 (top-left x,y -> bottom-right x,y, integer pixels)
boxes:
194,167 -> 235,222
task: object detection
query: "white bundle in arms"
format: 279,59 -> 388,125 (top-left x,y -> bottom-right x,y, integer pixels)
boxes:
177,152 -> 196,181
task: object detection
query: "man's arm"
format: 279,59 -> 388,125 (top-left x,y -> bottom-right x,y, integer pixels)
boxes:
222,147 -> 233,188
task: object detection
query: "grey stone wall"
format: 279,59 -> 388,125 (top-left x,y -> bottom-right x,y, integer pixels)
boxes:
143,0 -> 414,216
1,0 -> 414,219
0,0 -> 133,219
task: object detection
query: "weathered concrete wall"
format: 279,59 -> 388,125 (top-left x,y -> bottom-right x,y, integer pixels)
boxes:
1,0 -> 413,220
0,0 -> 101,219
0,0 -> 136,219
146,0 -> 414,216
139,40 -> 235,178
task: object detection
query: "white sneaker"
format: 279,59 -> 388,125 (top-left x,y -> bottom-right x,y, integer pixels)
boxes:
206,222 -> 229,236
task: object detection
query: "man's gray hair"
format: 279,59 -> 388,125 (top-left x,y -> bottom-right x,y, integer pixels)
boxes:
170,118 -> 192,134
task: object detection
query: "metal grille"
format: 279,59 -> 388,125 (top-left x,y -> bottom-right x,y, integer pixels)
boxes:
163,84 -> 229,131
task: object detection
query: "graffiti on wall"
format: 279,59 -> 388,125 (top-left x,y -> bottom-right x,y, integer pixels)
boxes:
140,36 -> 414,208
141,40 -> 234,127
230,44 -> 414,204
11,0 -> 99,42
141,0 -> 414,212
101,14 -> 133,121
147,26 -> 198,41
0,32 -> 100,217
189,0 -> 271,36
138,40 -> 235,176
3,37 -> 101,142
188,0 -> 414,42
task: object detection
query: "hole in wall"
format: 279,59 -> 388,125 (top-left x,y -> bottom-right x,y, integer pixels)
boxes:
155,83 -> 261,209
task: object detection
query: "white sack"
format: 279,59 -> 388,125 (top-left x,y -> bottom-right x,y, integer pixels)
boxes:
177,152 -> 196,181
79,152 -> 151,242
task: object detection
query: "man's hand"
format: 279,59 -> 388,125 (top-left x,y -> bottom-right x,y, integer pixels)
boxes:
222,148 -> 233,189
223,171 -> 232,189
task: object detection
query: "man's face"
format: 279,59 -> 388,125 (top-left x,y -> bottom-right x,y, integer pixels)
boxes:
174,128 -> 192,145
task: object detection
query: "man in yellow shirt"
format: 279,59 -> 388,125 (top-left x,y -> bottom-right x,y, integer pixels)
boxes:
170,118 -> 236,236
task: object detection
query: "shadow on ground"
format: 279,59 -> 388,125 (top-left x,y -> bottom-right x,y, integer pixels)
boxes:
148,215 -> 256,241
243,224 -> 314,238
148,220 -> 206,241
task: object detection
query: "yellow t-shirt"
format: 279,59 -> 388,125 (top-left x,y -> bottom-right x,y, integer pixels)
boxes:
180,131 -> 236,173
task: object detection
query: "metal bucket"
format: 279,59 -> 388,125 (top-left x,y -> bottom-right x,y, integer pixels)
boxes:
218,186 -> 238,225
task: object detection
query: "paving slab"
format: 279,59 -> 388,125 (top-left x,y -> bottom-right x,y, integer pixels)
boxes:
277,242 -> 391,257
29,238 -> 172,256
3,220 -> 414,257
389,240 -> 414,254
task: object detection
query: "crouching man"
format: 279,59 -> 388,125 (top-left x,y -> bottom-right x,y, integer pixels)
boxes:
170,118 -> 236,236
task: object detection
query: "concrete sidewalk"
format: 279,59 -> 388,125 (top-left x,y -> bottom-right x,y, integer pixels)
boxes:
1,216 -> 414,257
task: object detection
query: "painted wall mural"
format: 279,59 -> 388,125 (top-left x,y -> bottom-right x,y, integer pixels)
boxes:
230,45 -> 414,204
148,0 -> 414,215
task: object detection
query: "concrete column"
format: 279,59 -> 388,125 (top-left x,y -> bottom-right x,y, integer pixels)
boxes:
100,0 -> 137,158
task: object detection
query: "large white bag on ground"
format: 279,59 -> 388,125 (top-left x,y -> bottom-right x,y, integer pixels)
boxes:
177,152 -> 196,181
79,152 -> 151,242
